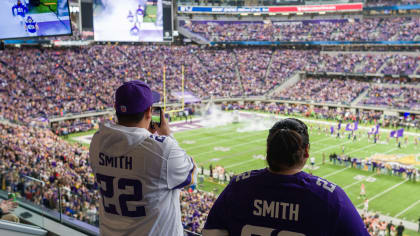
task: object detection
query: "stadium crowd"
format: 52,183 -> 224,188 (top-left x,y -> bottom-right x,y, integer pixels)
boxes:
180,189 -> 217,234
0,122 -> 100,225
366,0 -> 419,7
0,120 -> 219,234
180,17 -> 420,42
362,213 -> 407,236
2,46 -> 419,127
273,77 -> 370,105
360,85 -> 420,110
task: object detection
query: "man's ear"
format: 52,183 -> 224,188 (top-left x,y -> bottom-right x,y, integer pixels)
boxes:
304,145 -> 310,159
145,106 -> 152,119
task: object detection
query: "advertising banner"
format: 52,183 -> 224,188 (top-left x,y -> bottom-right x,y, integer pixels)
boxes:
178,3 -> 363,14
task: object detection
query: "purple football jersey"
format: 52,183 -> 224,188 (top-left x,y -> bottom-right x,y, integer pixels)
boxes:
203,168 -> 369,236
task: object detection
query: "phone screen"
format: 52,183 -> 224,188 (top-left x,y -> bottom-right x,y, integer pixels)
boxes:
151,107 -> 161,126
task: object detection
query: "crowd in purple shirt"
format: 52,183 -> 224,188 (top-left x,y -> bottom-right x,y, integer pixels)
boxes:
0,123 -> 99,225
361,85 -> 420,110
181,189 -> 217,233
365,0 -> 419,7
1,46 -> 419,128
273,77 -> 370,105
181,17 -> 420,42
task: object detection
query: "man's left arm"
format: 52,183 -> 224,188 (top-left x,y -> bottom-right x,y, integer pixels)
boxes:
166,138 -> 197,189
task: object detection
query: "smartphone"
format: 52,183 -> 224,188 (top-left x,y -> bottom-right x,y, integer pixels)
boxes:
151,107 -> 161,127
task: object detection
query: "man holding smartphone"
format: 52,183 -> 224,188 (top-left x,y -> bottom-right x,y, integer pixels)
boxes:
89,80 -> 196,236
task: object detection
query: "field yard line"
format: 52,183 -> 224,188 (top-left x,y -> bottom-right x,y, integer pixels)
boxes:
225,158 -> 259,169
224,136 -> 336,169
194,139 -> 265,158
383,147 -> 399,154
394,199 -> 420,218
321,167 -> 351,178
356,179 -> 409,208
199,146 -> 264,164
191,128 -> 333,154
181,126 -> 262,145
221,138 -> 356,170
185,132 -> 266,151
175,125 -> 237,138
184,125 -> 332,149
311,140 -> 353,154
345,143 -> 376,155
343,173 -> 377,190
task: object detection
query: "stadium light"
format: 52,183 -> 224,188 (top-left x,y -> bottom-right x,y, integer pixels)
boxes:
296,12 -> 304,15
319,11 -> 326,14
268,13 -> 276,16
281,13 -> 289,16
254,13 -> 261,16
240,13 -> 248,16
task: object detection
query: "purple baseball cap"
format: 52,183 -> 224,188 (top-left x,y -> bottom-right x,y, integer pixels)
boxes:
115,81 -> 160,114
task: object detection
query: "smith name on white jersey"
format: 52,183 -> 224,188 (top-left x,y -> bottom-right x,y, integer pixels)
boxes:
89,123 -> 196,236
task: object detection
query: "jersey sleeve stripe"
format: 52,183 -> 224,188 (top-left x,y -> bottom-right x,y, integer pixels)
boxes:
172,164 -> 196,189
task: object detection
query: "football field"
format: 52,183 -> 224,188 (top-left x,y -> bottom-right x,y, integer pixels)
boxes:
68,112 -> 420,234
171,116 -> 420,225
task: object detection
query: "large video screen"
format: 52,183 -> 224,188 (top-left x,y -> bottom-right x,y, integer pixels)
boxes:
93,0 -> 165,42
0,0 -> 72,40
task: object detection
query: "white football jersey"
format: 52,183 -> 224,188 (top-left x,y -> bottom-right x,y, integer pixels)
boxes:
89,123 -> 196,236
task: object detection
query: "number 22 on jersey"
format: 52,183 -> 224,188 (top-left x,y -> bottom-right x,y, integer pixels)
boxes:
96,173 -> 146,217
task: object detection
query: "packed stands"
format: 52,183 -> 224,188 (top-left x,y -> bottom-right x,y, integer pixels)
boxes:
273,77 -> 370,105
365,0 -> 419,7
180,17 -> 420,42
1,47 -> 420,127
360,85 -> 420,110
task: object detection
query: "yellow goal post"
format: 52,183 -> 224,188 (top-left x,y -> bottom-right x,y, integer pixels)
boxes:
163,65 -> 185,114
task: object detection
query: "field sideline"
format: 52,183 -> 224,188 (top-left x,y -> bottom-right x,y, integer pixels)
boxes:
67,112 -> 420,234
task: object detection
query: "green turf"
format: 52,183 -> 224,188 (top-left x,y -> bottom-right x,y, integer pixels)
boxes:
28,0 -> 57,14
172,117 -> 420,224
68,114 -> 420,226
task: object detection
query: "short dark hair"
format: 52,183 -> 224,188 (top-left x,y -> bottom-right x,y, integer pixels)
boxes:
116,111 -> 146,124
266,118 -> 309,172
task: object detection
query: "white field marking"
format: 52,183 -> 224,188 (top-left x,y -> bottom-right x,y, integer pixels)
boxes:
311,140 -> 353,154
383,147 -> 399,154
223,138 -> 355,170
394,200 -> 420,218
225,136 -> 336,169
185,131 -> 266,151
175,124 -> 240,139
199,145 -> 264,164
343,173 -> 377,190
345,143 -> 376,155
194,139 -> 265,158
225,158 -> 261,169
321,167 -> 351,178
176,122 -> 246,136
356,179 -> 409,208
185,124 -> 332,150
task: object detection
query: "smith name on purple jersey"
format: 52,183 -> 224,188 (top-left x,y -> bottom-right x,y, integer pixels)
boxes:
203,168 -> 369,236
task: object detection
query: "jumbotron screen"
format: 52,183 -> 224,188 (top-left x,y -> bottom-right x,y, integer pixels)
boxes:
93,0 -> 171,42
0,0 -> 72,40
